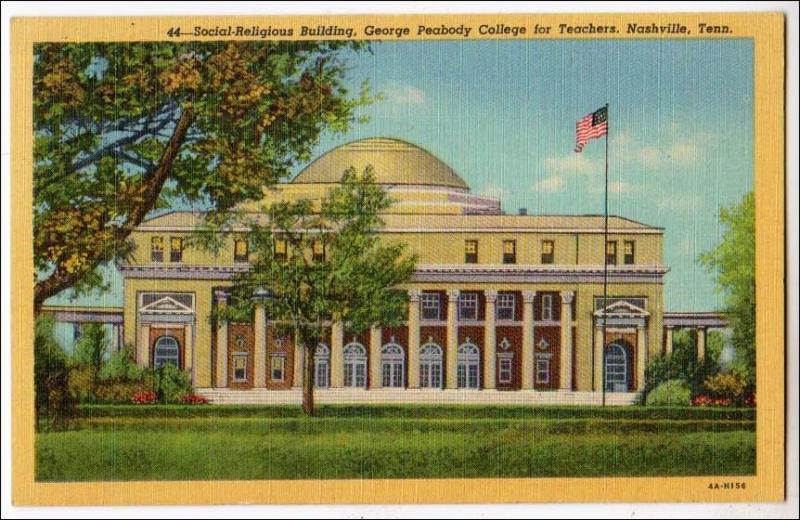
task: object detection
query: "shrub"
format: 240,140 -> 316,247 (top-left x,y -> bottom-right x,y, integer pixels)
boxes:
704,373 -> 746,404
745,393 -> 756,407
692,394 -> 732,407
98,346 -> 144,382
95,381 -> 149,403
181,394 -> 210,405
67,365 -> 97,403
73,323 -> 108,372
645,379 -> 691,407
34,316 -> 76,429
153,363 -> 192,404
131,390 -> 158,404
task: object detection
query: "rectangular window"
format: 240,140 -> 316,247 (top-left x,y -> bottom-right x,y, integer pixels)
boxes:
541,240 -> 555,264
170,237 -> 183,263
312,239 -> 325,262
270,355 -> 285,381
274,238 -> 287,261
420,292 -> 441,321
233,353 -> 248,382
498,357 -> 512,383
502,240 -> 516,264
606,240 -> 618,265
536,358 -> 550,384
496,292 -> 516,321
541,294 -> 553,321
234,239 -> 249,263
458,292 -> 479,321
464,240 -> 478,264
624,240 -> 635,265
151,237 -> 164,263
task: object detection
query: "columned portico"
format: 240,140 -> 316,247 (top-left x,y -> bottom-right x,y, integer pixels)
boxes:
664,326 -> 674,355
483,290 -> 497,390
521,290 -> 536,390
331,318 -> 344,388
293,327 -> 304,389
559,291 -> 575,391
696,327 -> 707,362
407,290 -> 421,388
636,324 -> 647,391
253,302 -> 266,388
446,289 -> 459,389
214,291 -> 228,388
369,325 -> 382,388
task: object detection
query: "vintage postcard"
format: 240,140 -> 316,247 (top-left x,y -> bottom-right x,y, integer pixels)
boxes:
10,11 -> 785,506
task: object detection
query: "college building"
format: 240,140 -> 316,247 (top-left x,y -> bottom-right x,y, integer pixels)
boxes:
48,137 -> 727,405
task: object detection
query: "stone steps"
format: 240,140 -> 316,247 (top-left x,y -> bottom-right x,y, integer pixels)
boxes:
195,388 -> 640,406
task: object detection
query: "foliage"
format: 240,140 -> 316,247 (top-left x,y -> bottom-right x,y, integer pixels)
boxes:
645,379 -> 692,407
704,373 -> 747,404
66,366 -> 97,403
36,408 -> 756,481
692,395 -> 732,407
73,322 -> 108,375
152,363 -> 193,404
98,345 -> 145,381
699,192 -> 755,388
644,329 -> 723,398
34,316 -> 76,429
221,167 -> 417,414
94,381 -> 149,404
33,41 -> 371,309
131,390 -> 158,405
181,394 -> 210,405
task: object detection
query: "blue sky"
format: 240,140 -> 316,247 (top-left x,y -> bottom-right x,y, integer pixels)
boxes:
49,38 -> 753,312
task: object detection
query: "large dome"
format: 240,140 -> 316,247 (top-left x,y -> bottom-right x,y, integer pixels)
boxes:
291,137 -> 469,190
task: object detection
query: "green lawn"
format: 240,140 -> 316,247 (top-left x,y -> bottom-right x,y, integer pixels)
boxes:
36,405 -> 756,481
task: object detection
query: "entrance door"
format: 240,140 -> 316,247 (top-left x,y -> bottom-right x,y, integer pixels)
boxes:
605,343 -> 629,392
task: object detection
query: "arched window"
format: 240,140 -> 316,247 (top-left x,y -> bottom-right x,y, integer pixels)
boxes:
314,343 -> 330,389
419,341 -> 443,389
457,340 -> 480,389
153,335 -> 179,368
381,340 -> 405,388
343,341 -> 367,388
605,343 -> 629,392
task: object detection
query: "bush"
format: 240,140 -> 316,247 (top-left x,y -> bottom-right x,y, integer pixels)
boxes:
95,381 -> 149,403
131,390 -> 158,404
98,346 -> 144,382
67,365 -> 97,403
644,330 -> 724,400
692,395 -> 732,407
181,394 -> 210,405
74,323 -> 108,372
153,363 -> 192,404
704,373 -> 746,404
645,379 -> 691,407
34,316 -> 76,429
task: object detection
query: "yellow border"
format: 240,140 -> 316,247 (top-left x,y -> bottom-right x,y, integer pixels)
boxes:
11,12 -> 785,505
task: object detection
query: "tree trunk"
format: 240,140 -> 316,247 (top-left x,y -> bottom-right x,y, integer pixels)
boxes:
302,342 -> 315,415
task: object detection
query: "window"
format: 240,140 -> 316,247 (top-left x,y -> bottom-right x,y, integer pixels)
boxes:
541,240 -> 555,264
151,237 -> 164,262
420,292 -> 441,321
312,239 -> 325,262
153,336 -> 179,368
270,355 -> 285,382
380,341 -> 405,388
464,240 -> 478,263
233,353 -> 248,382
498,357 -> 512,383
419,342 -> 443,389
606,240 -> 618,265
314,344 -> 330,389
458,292 -> 479,321
623,240 -> 635,265
170,237 -> 183,263
234,239 -> 249,263
457,341 -> 480,389
496,292 -> 515,320
541,294 -> 553,321
343,342 -> 367,388
274,238 -> 287,261
536,358 -> 550,384
605,343 -> 628,392
502,240 -> 516,264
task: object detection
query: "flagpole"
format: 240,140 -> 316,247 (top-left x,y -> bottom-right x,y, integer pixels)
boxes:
602,103 -> 609,408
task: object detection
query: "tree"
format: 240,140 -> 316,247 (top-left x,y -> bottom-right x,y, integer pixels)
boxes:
34,316 -> 75,429
699,192 -> 755,388
74,322 -> 108,394
216,167 -> 416,414
33,41 -> 370,311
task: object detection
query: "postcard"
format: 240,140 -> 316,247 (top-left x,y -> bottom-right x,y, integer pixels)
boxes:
10,11 -> 785,505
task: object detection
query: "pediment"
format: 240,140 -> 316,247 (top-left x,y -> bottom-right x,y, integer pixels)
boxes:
594,299 -> 649,317
140,295 -> 193,314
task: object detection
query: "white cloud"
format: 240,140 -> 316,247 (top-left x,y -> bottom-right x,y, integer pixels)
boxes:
480,183 -> 509,200
532,175 -> 565,192
541,153 -> 600,175
384,84 -> 425,105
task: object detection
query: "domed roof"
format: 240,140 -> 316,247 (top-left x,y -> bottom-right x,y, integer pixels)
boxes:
291,137 -> 469,190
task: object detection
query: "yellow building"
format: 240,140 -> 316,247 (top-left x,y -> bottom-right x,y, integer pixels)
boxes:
119,137 -> 681,404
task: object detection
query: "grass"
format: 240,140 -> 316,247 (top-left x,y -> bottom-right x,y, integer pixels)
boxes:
36,404 -> 756,481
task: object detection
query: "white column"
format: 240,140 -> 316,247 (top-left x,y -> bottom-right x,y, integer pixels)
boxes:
483,290 -> 497,390
407,290 -> 421,388
214,291 -> 228,388
137,324 -> 151,367
293,328 -> 304,389
637,324 -> 647,391
559,291 -> 575,391
184,323 -> 194,372
331,318 -> 344,388
253,303 -> 266,388
665,326 -> 674,356
594,324 -> 604,391
446,289 -> 460,389
522,291 -> 536,389
369,325 -> 382,389
697,327 -> 706,362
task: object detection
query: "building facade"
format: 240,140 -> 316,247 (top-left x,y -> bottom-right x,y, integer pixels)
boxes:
119,137 -> 673,403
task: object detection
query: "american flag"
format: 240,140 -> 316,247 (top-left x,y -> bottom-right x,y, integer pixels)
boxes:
574,106 -> 608,152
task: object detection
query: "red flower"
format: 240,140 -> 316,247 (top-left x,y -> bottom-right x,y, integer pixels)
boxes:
745,393 -> 756,407
131,390 -> 157,404
181,394 -> 209,405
